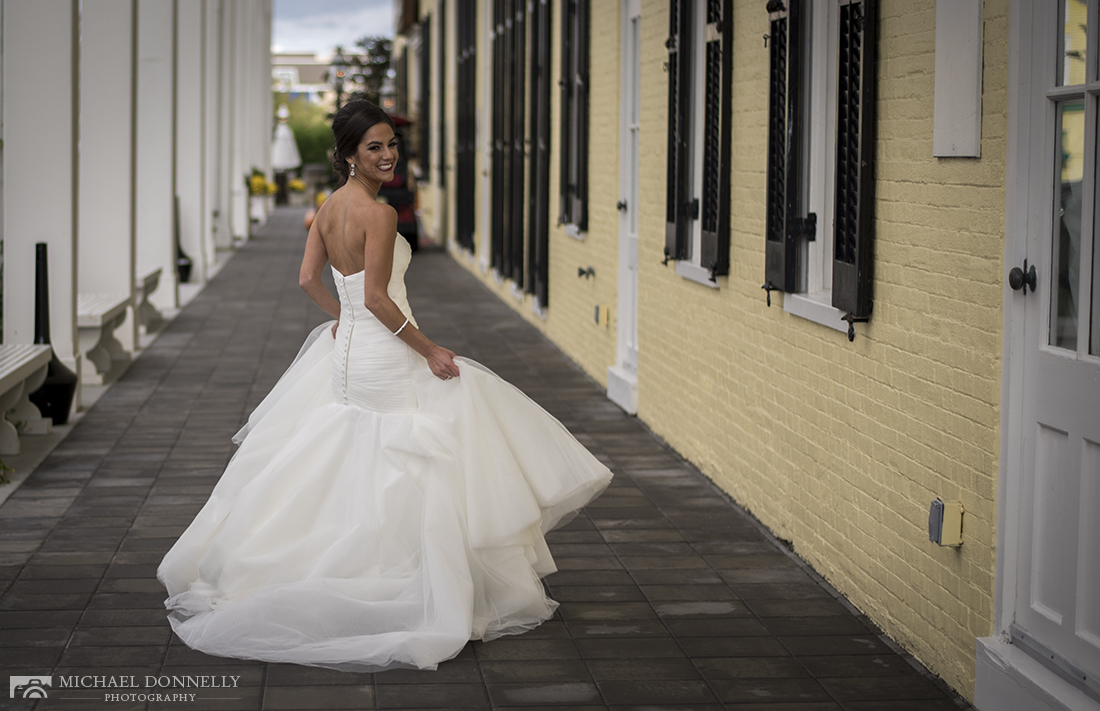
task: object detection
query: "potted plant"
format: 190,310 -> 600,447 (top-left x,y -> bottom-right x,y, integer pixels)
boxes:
249,169 -> 271,223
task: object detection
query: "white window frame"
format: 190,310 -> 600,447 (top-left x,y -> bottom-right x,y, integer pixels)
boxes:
675,0 -> 719,289
783,0 -> 848,332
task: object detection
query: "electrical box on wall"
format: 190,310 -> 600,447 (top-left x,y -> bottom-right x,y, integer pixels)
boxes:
928,498 -> 963,547
593,305 -> 612,328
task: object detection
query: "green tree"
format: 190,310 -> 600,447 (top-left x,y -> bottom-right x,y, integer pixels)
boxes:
341,36 -> 392,107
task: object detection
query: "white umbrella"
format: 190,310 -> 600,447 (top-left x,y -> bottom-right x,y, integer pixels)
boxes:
272,104 -> 301,171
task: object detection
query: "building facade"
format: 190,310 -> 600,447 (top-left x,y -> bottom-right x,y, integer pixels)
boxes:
1,0 -> 272,400
404,0 -> 1100,708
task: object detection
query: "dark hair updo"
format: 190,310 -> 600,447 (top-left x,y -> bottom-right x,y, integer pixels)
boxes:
331,100 -> 396,184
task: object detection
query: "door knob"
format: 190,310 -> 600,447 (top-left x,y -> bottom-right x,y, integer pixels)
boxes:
1009,259 -> 1037,293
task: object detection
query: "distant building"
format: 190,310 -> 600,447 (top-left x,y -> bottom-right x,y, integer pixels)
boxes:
272,51 -> 364,109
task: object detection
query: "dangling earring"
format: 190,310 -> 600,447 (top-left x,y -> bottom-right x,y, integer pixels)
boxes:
349,163 -> 355,178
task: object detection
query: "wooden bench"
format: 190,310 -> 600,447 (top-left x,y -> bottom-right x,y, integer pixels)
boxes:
135,267 -> 165,333
0,344 -> 53,455
77,293 -> 131,385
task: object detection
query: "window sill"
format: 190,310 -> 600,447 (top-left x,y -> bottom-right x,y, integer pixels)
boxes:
564,223 -> 585,241
784,291 -> 848,334
675,261 -> 719,289
531,299 -> 547,320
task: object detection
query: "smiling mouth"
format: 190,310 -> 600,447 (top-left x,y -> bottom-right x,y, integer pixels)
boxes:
378,163 -> 394,171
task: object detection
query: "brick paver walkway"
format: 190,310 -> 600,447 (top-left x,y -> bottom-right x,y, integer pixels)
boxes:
1,209 -> 972,710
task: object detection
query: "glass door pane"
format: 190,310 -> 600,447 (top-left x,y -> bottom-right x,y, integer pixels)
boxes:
1059,0 -> 1089,86
1051,101 -> 1086,349
1092,213 -> 1099,353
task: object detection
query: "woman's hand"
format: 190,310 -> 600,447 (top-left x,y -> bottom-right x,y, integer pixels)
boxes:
426,345 -> 460,381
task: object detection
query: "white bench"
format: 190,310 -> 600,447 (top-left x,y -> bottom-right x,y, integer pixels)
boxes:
77,293 -> 131,385
135,267 -> 165,333
0,344 -> 53,455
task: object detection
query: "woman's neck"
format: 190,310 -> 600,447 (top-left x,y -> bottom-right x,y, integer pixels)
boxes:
348,173 -> 382,199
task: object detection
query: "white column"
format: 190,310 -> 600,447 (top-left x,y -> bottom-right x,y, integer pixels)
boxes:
2,1 -> 83,383
177,0 -> 209,283
206,0 -> 227,260
216,0 -> 236,248
1,3 -> 5,271
230,0 -> 250,241
244,0 -> 265,225
261,1 -> 273,188
136,0 -> 179,310
78,0 -> 138,355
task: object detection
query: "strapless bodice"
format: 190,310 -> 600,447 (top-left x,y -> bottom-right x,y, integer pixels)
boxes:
330,236 -> 420,412
330,234 -> 416,326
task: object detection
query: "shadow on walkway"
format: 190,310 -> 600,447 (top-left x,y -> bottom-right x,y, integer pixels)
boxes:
0,208 -> 972,710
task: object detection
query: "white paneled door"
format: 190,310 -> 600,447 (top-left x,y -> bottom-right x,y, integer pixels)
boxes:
609,0 -> 641,415
1010,0 -> 1100,693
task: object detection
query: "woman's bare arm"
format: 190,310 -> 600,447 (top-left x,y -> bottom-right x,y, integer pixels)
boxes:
360,205 -> 460,380
299,211 -> 341,320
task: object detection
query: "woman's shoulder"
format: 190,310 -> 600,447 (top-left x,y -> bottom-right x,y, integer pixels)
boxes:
352,199 -> 398,236
355,196 -> 397,219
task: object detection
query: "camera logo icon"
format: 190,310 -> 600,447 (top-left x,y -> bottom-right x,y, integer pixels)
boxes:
10,676 -> 52,699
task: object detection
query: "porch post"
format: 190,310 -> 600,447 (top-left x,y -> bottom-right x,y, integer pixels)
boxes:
177,0 -> 210,283
77,0 -> 139,356
136,0 -> 180,311
2,0 -> 82,387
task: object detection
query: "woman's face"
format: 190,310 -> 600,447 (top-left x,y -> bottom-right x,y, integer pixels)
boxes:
349,122 -> 397,183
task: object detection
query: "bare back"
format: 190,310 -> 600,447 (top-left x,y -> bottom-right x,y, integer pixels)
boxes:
314,187 -> 396,278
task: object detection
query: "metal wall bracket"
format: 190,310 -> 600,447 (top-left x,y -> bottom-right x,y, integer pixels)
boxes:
761,281 -> 776,307
841,312 -> 869,342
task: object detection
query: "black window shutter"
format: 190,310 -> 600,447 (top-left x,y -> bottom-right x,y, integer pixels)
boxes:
490,2 -> 505,271
558,0 -> 574,226
764,0 -> 807,294
420,15 -> 431,184
831,0 -> 875,320
438,1 -> 447,192
571,0 -> 589,230
455,0 -> 477,251
528,0 -> 552,307
700,0 -> 731,279
664,0 -> 691,262
499,1 -> 516,276
397,46 -> 408,114
509,0 -> 527,284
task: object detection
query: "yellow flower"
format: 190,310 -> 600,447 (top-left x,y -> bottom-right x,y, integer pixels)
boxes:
266,181 -> 277,195
249,174 -> 267,196
287,178 -> 306,192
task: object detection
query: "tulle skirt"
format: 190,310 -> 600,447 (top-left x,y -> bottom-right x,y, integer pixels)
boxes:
157,323 -> 612,671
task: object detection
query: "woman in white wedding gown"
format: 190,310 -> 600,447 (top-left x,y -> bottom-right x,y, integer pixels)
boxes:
157,101 -> 612,671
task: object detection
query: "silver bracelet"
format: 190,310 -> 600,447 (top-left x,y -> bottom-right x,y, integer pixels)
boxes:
393,317 -> 410,336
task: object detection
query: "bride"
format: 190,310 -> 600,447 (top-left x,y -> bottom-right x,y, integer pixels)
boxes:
157,100 -> 612,672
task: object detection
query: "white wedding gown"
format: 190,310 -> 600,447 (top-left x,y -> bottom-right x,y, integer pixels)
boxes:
157,236 -> 612,671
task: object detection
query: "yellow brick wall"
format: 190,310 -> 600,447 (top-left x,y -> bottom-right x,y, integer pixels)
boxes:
443,0 -> 1007,700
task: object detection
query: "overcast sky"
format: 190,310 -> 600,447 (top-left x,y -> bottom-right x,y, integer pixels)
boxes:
273,0 -> 393,57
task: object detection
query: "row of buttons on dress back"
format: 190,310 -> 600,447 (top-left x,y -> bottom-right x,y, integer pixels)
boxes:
335,275 -> 353,405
